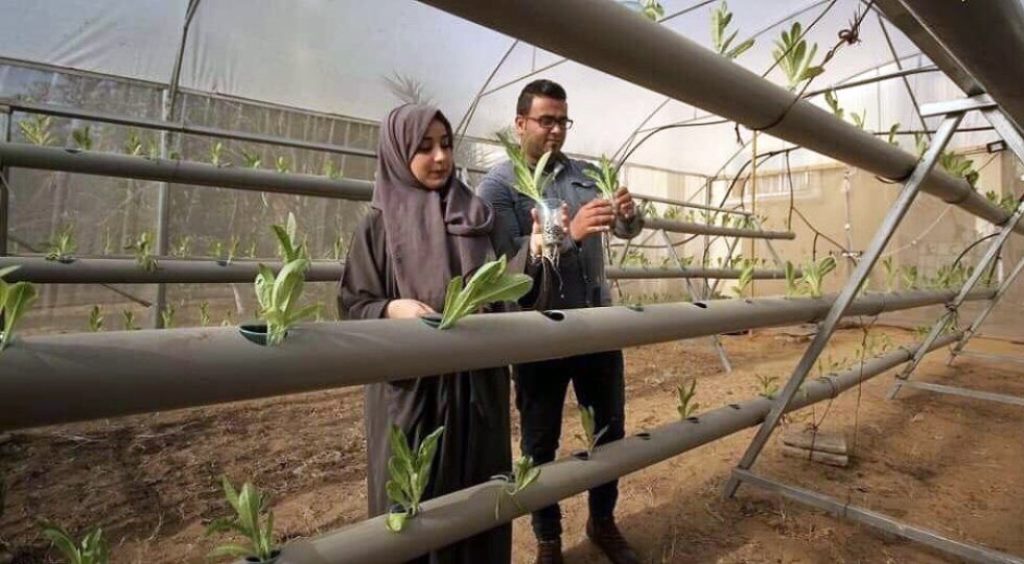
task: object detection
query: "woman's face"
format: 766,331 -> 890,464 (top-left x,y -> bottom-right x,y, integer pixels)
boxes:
409,119 -> 454,190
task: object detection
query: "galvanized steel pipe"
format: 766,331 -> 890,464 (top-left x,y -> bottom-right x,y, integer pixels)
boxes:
607,266 -> 790,280
643,217 -> 795,239
0,290 -> 990,430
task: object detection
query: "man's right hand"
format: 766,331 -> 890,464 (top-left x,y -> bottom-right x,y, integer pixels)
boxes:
385,299 -> 436,319
569,198 -> 615,242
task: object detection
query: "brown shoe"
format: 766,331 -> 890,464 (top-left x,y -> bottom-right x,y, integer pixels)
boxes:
586,517 -> 640,564
534,538 -> 564,564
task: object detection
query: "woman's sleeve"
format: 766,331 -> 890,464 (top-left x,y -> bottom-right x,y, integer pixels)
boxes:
338,211 -> 393,320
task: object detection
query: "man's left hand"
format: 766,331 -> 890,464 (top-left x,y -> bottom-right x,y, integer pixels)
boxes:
614,186 -> 636,220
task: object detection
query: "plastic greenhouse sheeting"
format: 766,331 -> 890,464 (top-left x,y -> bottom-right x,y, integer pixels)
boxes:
0,0 -> 1009,174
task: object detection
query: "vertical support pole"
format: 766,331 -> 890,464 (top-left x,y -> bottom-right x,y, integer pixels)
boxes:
153,0 -> 201,329
889,195 -> 1024,398
153,90 -> 172,328
0,105 -> 10,256
949,254 -> 1024,362
660,229 -> 732,373
723,112 -> 965,499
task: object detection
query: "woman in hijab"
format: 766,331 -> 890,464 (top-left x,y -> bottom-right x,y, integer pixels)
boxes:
339,104 -> 556,564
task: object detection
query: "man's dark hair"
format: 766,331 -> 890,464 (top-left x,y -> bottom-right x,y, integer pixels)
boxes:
516,79 -> 567,116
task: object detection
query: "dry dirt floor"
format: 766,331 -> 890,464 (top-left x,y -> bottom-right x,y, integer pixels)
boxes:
1,326 -> 1022,563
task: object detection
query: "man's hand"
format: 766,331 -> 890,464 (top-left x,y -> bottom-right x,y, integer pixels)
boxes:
385,299 -> 436,319
569,199 -> 615,242
614,186 -> 636,220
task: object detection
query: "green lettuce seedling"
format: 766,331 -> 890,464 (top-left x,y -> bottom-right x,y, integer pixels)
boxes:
438,255 -> 532,330
205,476 -> 277,562
385,425 -> 445,532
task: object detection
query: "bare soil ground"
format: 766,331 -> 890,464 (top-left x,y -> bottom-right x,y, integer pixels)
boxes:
1,327 -> 1022,563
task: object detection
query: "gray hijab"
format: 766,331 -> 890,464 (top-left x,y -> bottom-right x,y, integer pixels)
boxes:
371,104 -> 495,311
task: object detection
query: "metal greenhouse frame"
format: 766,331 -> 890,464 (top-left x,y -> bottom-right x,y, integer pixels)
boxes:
0,1 -> 1022,563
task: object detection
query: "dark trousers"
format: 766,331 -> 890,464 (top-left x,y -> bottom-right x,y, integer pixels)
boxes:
513,350 -> 626,541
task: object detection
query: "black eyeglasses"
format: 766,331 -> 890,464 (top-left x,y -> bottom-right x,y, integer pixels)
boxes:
526,116 -> 574,130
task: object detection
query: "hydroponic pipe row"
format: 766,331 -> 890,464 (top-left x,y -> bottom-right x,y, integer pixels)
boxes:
0,144 -> 777,240
0,289 -> 990,430
0,256 -> 786,284
0,256 -> 344,284
278,334 -> 960,563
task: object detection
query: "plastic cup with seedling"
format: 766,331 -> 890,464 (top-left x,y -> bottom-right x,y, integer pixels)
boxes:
45,224 -> 76,263
491,455 -> 541,520
0,266 -> 37,351
620,0 -> 665,21
497,131 -> 561,260
275,156 -> 290,173
676,379 -> 700,420
125,231 -> 157,273
205,476 -> 279,563
574,405 -> 609,460
756,374 -> 779,399
40,521 -> 110,564
430,255 -> 532,330
88,305 -> 104,332
385,425 -> 444,533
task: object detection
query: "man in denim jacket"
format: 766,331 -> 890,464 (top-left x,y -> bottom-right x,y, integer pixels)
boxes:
478,79 -> 642,564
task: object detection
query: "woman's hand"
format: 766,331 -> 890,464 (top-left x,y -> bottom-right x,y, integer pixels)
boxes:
530,204 -> 570,256
385,299 -> 436,319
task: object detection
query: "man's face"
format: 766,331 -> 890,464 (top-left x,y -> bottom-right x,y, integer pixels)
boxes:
515,95 -> 569,163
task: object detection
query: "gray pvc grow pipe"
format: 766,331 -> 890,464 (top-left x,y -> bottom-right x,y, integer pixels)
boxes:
891,0 -> 1024,134
0,144 -> 735,239
414,0 -> 1021,234
0,256 -> 343,284
0,257 -> 785,285
642,217 -> 795,239
0,143 -> 374,201
606,266 -> 789,280
274,334 -> 960,564
0,289 -> 991,431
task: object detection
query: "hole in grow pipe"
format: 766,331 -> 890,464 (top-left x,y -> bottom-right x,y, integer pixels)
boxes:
239,323 -> 281,347
728,403 -> 742,410
634,431 -> 651,440
693,302 -> 708,309
686,416 -> 700,423
744,298 -> 754,304
572,449 -> 590,460
420,313 -> 443,328
626,304 -> 645,312
541,310 -> 565,321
